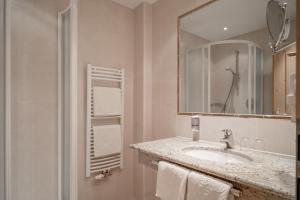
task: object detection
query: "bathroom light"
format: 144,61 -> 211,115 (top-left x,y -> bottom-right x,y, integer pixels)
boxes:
223,26 -> 228,31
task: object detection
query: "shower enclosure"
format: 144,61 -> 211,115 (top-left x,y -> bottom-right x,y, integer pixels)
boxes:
185,40 -> 264,114
0,0 -> 5,199
3,0 -> 77,200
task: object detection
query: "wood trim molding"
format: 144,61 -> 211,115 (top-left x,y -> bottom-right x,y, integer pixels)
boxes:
297,0 -> 300,119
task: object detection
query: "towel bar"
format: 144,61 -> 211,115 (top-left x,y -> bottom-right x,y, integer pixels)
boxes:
86,64 -> 125,178
151,160 -> 242,198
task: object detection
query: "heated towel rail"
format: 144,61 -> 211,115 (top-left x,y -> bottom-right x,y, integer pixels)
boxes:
86,64 -> 125,179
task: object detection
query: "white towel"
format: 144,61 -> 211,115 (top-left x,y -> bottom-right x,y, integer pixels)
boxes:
93,87 -> 122,116
186,171 -> 233,200
156,161 -> 190,200
93,125 -> 121,157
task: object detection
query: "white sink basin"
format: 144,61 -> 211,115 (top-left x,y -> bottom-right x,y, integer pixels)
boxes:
182,147 -> 252,164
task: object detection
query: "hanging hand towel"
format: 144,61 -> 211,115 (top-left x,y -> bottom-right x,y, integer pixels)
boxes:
93,125 -> 121,157
93,87 -> 122,116
156,161 -> 190,200
186,171 -> 233,200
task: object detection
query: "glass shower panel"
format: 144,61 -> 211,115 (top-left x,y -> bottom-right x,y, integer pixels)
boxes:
210,44 -> 233,113
210,43 -> 249,114
248,45 -> 264,114
182,40 -> 264,115
233,44 -> 249,114
9,0 -> 59,199
0,0 -> 5,198
186,48 -> 204,112
249,46 -> 255,114
203,47 -> 209,112
255,48 -> 263,114
61,9 -> 71,200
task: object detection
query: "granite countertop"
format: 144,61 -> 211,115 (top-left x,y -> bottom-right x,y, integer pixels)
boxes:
131,137 -> 296,199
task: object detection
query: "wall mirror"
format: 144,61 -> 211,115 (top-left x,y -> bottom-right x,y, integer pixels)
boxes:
178,0 -> 297,118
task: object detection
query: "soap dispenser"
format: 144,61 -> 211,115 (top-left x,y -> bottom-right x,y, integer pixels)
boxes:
191,115 -> 200,141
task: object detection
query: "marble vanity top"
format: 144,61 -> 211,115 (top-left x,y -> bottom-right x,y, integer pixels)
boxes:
131,137 -> 296,199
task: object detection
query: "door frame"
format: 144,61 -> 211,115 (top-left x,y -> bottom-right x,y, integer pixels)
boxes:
4,0 -> 78,199
58,1 -> 78,200
4,0 -> 11,199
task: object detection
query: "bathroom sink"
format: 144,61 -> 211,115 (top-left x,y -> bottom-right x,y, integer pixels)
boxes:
182,147 -> 252,164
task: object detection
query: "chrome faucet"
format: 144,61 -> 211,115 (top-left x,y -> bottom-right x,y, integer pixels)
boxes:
220,129 -> 233,149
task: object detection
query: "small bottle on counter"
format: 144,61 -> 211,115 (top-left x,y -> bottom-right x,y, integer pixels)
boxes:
191,115 -> 200,141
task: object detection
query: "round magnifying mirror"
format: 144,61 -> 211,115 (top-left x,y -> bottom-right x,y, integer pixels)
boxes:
266,0 -> 290,52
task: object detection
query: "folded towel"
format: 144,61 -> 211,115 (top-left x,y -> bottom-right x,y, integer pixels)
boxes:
156,161 -> 190,200
93,125 -> 121,157
186,171 -> 233,200
93,87 -> 122,116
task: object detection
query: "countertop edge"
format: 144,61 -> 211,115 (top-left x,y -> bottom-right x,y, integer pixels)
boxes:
131,145 -> 295,199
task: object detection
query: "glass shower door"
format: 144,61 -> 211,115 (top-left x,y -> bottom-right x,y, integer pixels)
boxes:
255,47 -> 264,114
186,48 -> 205,112
59,8 -> 71,200
8,0 -> 60,199
0,0 -> 5,198
185,46 -> 209,112
248,45 -> 264,114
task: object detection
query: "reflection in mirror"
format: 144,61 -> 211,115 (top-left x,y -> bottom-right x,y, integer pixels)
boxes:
178,0 -> 296,117
267,0 -> 291,53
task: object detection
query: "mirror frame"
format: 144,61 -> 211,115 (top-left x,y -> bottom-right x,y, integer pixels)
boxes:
177,0 -> 294,120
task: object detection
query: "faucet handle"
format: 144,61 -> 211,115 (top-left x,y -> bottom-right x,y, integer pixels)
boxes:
221,129 -> 232,137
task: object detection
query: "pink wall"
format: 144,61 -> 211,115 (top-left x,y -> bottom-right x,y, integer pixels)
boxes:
8,0 -> 296,200
77,0 -> 135,199
76,0 -> 295,199
152,0 -> 211,139
133,3 -> 157,200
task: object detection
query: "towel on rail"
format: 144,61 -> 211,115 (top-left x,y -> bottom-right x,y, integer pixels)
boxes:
93,87 -> 122,116
186,171 -> 233,200
93,125 -> 121,157
156,161 -> 190,200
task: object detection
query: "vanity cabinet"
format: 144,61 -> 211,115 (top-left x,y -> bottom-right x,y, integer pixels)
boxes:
132,138 -> 295,200
138,152 -> 292,200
